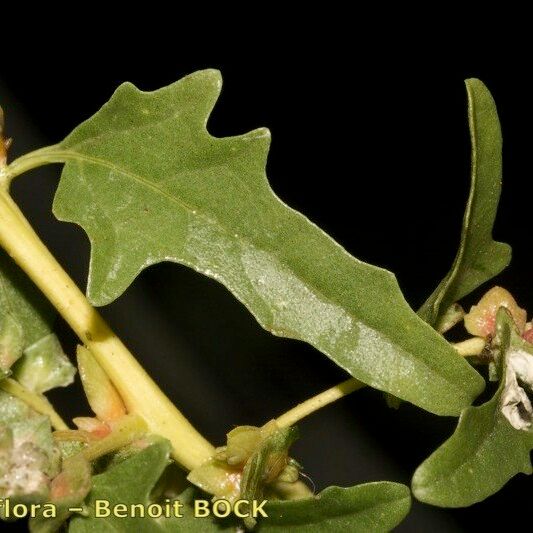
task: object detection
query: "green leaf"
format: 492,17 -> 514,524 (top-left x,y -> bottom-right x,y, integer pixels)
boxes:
412,310 -> 533,506
12,334 -> 76,394
0,389 -> 61,514
0,250 -> 54,352
419,79 -> 511,326
50,69 -> 483,415
0,315 -> 24,372
258,482 -> 411,532
69,439 -> 230,532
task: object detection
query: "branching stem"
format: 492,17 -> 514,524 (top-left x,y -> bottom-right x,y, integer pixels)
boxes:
276,378 -> 365,428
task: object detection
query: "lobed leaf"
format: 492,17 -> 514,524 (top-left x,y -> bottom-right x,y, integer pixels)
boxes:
50,69 -> 484,416
419,79 -> 511,327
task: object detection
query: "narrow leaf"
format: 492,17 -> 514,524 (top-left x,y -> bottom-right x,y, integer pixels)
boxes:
259,482 -> 411,532
412,310 -> 533,506
419,79 -> 511,326
50,69 -> 483,415
76,345 -> 126,422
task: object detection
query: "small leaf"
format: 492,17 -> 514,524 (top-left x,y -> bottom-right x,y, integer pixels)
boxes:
419,79 -> 511,327
76,345 -> 126,422
69,439 -> 230,532
50,69 -> 483,416
412,310 -> 533,507
258,482 -> 411,532
12,334 -> 76,394
0,390 -> 61,514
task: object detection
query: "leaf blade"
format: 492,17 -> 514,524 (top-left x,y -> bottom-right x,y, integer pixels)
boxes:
419,79 -> 511,326
52,70 -> 484,415
412,310 -> 533,507
259,482 -> 411,532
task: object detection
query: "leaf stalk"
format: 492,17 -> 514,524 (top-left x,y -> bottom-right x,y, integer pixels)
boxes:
276,378 -> 365,428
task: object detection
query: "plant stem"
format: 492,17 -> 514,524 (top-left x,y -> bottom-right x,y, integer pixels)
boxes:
0,189 -> 214,470
276,378 -> 365,428
0,378 -> 68,430
0,145 -> 66,187
453,337 -> 486,357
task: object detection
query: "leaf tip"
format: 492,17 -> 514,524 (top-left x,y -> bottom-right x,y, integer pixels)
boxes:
464,77 -> 488,92
411,466 -> 441,506
464,78 -> 497,109
191,68 -> 223,91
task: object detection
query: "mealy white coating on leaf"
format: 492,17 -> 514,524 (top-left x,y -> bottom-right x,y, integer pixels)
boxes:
501,349 -> 533,430
241,248 -> 353,344
355,323 -> 420,385
510,350 -> 533,385
0,441 -> 49,497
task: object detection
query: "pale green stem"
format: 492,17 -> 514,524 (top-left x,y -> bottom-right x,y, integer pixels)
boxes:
453,337 -> 486,357
276,336 -> 486,428
0,188 -> 214,470
0,378 -> 68,430
276,378 -> 365,428
82,414 -> 147,462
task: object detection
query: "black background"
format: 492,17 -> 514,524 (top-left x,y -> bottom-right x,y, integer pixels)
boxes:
0,25 -> 531,531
